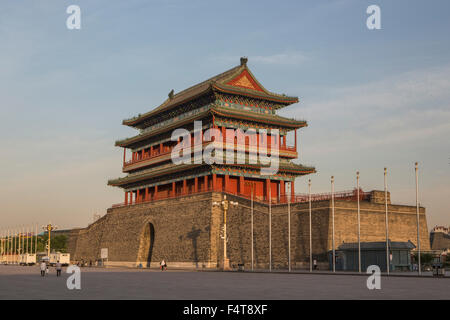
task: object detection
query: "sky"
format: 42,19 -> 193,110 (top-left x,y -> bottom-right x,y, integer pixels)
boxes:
0,0 -> 449,231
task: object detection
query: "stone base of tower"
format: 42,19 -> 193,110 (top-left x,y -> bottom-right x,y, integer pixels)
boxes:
68,191 -> 430,270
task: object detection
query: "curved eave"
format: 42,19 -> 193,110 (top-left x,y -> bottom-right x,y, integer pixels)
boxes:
212,83 -> 298,106
218,163 -> 316,175
122,85 -> 214,128
116,108 -> 213,147
116,106 -> 307,148
211,106 -> 307,129
108,164 -> 204,187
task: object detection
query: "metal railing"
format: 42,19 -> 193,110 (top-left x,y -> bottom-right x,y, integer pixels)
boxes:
123,141 -> 297,169
111,188 -> 370,208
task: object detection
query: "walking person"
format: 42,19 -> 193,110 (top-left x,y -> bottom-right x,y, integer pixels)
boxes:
56,260 -> 62,277
40,261 -> 46,277
313,259 -> 318,270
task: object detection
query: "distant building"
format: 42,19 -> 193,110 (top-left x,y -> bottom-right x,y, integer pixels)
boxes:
430,226 -> 450,253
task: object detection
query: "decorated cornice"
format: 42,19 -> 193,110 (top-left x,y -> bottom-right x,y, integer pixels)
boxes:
122,58 -> 299,129
116,104 -> 305,148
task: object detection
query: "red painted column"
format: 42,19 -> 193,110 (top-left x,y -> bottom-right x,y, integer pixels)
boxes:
123,148 -> 126,166
204,175 -> 208,191
280,180 -> 285,202
124,192 -> 128,205
239,176 -> 244,195
294,129 -> 297,152
276,180 -> 280,201
291,181 -> 295,202
212,174 -> 217,191
160,143 -> 163,154
222,126 -> 226,141
224,175 -> 229,193
137,189 -> 140,203
154,185 -> 158,200
183,180 -> 187,195
150,146 -> 153,157
172,182 -> 176,197
145,187 -> 149,202
194,177 -> 198,193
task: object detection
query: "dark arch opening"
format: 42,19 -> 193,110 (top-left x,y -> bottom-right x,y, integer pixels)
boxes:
138,222 -> 155,268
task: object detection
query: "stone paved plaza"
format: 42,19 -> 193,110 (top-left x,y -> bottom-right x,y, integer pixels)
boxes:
0,265 -> 449,300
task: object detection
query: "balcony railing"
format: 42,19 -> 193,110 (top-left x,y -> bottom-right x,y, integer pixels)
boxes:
123,141 -> 297,169
111,188 -> 370,208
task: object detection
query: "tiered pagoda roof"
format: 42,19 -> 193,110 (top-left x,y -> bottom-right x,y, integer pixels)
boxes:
108,57 -> 316,200
122,57 -> 299,130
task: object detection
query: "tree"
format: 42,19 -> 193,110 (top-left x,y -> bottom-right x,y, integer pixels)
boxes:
36,235 -> 68,253
412,252 -> 434,266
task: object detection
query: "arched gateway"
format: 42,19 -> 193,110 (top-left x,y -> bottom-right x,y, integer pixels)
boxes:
137,222 -> 155,267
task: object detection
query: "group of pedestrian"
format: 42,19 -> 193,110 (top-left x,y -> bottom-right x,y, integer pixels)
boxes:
39,260 -> 62,277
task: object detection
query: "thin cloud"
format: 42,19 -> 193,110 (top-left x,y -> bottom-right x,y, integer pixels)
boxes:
286,64 -> 450,153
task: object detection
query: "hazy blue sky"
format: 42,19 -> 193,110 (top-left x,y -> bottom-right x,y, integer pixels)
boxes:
1,0 -> 449,230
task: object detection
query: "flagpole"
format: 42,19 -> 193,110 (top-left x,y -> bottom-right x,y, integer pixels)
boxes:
6,229 -> 8,264
251,187 -> 254,271
331,176 -> 336,273
288,182 -> 291,272
309,179 -> 312,273
19,226 -> 22,256
13,228 -> 15,263
357,171 -> 361,273
269,185 -> 272,272
415,162 -> 421,276
35,224 -> 38,255
31,225 -> 33,254
7,229 -> 10,264
384,168 -> 390,275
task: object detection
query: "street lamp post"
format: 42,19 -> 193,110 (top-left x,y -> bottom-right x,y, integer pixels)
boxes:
245,182 -> 255,271
213,195 -> 238,270
42,223 -> 57,258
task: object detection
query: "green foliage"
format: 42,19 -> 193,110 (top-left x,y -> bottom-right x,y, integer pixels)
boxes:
412,252 -> 434,265
445,254 -> 450,267
36,235 -> 67,253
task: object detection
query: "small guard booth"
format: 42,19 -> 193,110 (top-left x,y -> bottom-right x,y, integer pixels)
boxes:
329,240 -> 416,272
